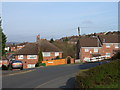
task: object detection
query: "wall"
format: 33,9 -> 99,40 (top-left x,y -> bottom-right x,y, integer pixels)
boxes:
80,43 -> 120,62
43,52 -> 62,61
15,52 -> 63,68
15,55 -> 38,69
42,59 -> 66,66
80,47 -> 102,62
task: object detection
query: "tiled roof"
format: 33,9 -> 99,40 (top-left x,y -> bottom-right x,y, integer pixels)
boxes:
79,37 -> 99,47
15,43 -> 38,55
78,34 -> 119,47
15,39 -> 62,55
99,34 -> 120,43
37,39 -> 62,52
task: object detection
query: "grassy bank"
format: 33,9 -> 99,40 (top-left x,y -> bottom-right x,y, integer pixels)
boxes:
76,59 -> 120,88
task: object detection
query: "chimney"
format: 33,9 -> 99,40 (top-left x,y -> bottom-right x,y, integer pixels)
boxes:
36,34 -> 40,42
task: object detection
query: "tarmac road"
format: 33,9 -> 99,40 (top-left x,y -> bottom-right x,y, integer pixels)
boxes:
2,62 -> 104,89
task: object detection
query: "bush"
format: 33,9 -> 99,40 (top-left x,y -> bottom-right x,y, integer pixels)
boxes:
111,51 -> 120,59
35,63 -> 46,67
2,64 -> 12,70
76,60 -> 120,88
55,56 -> 60,59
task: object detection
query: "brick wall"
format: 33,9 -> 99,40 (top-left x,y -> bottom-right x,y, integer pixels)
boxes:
80,43 -> 120,62
43,52 -> 62,61
42,59 -> 66,66
15,55 -> 38,69
80,47 -> 102,62
15,52 -> 63,68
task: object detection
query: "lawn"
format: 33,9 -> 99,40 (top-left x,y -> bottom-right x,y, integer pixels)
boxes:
76,59 -> 120,88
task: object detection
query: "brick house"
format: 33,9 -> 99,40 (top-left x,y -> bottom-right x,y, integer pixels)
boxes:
5,42 -> 28,52
14,35 -> 63,68
76,34 -> 120,62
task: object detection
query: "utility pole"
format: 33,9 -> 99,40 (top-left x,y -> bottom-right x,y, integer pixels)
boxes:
78,27 -> 80,36
76,27 -> 81,60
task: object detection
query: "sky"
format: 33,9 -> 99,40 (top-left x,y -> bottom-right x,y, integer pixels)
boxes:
1,2 -> 118,42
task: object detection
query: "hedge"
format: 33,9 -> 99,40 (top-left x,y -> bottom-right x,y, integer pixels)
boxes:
76,59 -> 120,88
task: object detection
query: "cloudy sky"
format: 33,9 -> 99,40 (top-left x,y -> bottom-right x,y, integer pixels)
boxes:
2,2 -> 118,42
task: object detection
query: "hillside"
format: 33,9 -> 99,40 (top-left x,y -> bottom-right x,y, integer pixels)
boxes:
76,59 -> 120,88
55,31 -> 120,44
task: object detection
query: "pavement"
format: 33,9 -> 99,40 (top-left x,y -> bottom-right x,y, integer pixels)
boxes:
2,61 -> 109,88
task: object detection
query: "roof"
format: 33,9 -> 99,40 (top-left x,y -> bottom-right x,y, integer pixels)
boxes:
77,34 -> 119,47
37,39 -> 62,52
15,43 -> 38,55
79,37 -> 99,47
99,34 -> 120,43
15,39 -> 62,55
17,42 -> 28,46
6,42 -> 28,47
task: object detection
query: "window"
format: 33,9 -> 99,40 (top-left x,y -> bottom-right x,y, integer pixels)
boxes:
106,53 -> 111,57
27,64 -> 35,68
84,57 -> 90,62
94,48 -> 98,52
18,55 -> 23,59
55,52 -> 59,56
42,52 -> 51,57
114,44 -> 120,48
27,55 -> 37,59
106,44 -> 110,48
85,49 -> 89,52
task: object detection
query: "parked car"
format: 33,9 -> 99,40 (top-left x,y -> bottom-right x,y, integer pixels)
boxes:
9,60 -> 23,70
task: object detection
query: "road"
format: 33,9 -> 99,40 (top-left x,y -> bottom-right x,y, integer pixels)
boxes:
2,62 -> 102,88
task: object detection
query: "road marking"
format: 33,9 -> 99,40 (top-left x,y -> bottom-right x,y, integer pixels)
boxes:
3,69 -> 35,77
34,72 -> 77,89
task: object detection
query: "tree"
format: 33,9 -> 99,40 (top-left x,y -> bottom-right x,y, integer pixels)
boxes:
49,38 -> 54,43
0,17 -> 7,56
63,37 -> 69,42
38,50 -> 43,63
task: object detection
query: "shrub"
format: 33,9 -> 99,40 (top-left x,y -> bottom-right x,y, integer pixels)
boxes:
111,51 -> 120,59
76,60 -> 120,88
35,63 -> 46,67
55,56 -> 60,59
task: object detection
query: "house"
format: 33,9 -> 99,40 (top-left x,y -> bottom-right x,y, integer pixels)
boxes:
5,42 -> 28,52
76,34 -> 120,62
14,35 -> 63,68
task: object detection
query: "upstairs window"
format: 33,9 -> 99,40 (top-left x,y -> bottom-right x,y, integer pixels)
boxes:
27,55 -> 37,59
42,52 -> 51,57
55,52 -> 59,56
18,55 -> 23,59
85,49 -> 89,52
94,48 -> 98,52
106,44 -> 110,48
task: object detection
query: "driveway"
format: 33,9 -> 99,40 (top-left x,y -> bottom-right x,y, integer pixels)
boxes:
2,62 -> 104,88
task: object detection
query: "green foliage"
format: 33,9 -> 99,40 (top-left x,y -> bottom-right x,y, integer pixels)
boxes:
38,50 -> 43,64
2,64 -> 12,70
0,17 -> 7,56
49,38 -> 54,43
53,41 -> 75,58
35,63 -> 46,67
76,60 -> 120,88
63,37 -> 69,42
111,51 -> 120,59
55,56 -> 60,59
